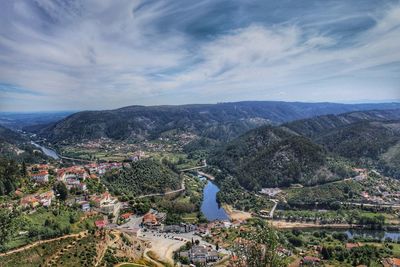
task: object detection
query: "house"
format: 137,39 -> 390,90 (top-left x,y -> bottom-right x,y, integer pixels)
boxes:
260,187 -> 282,197
163,223 -> 197,233
300,256 -> 321,266
84,163 -> 98,174
91,192 -> 112,207
155,212 -> 167,223
57,166 -> 88,182
95,219 -> 108,228
388,258 -> 400,267
65,179 -> 84,190
21,195 -> 40,208
91,192 -> 120,216
38,191 -> 54,207
80,201 -> 90,212
30,171 -> 49,183
29,164 -> 49,173
181,245 -> 219,264
120,212 -> 133,221
143,213 -> 159,228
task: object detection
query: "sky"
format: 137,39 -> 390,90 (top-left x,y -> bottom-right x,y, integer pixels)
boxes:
0,0 -> 400,111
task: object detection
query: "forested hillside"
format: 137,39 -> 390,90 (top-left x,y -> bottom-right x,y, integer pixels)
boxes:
102,159 -> 181,197
282,109 -> 400,177
0,125 -> 25,145
0,125 -> 48,163
0,158 -> 22,196
211,109 -> 400,191
283,109 -> 400,138
210,126 -> 353,190
27,102 -> 400,144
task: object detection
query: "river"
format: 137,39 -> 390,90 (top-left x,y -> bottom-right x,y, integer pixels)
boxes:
345,229 -> 400,241
200,181 -> 229,221
31,142 -> 60,160
300,228 -> 400,242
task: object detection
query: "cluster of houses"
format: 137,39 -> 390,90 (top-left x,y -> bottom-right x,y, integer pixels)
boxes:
57,166 -> 88,191
359,177 -> 400,205
20,190 -> 54,208
29,164 -> 50,183
84,162 -> 129,176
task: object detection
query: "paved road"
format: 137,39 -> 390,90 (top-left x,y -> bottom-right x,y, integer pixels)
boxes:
340,202 -> 400,208
59,155 -> 95,163
197,171 -> 215,181
136,181 -> 185,199
179,160 -> 207,172
269,199 -> 278,218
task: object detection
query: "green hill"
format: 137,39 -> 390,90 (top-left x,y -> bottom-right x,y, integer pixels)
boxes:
282,109 -> 400,138
210,109 -> 400,190
102,159 -> 181,197
210,126 -> 352,190
282,110 -> 400,177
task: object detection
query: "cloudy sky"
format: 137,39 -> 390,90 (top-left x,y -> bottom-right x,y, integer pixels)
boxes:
0,0 -> 400,111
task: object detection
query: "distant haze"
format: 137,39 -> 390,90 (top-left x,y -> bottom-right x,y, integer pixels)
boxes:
0,0 -> 399,111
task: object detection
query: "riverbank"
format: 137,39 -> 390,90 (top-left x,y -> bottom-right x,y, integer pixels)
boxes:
222,204 -> 252,221
270,220 -> 354,229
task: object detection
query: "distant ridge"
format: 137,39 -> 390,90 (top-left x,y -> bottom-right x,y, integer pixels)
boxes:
26,101 -> 400,144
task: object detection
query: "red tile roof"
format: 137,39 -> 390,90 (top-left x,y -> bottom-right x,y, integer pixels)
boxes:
95,220 -> 107,228
121,212 -> 133,219
391,258 -> 400,266
143,213 -> 157,224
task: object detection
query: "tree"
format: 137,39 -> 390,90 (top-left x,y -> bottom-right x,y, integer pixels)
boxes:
231,222 -> 287,267
0,209 -> 17,249
21,161 -> 27,176
54,182 -> 68,201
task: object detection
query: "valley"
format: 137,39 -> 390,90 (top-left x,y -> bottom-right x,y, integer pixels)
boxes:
1,103 -> 400,266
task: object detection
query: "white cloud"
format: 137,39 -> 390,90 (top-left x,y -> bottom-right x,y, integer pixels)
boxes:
0,0 -> 399,111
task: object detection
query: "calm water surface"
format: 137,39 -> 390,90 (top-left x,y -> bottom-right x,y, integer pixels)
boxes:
32,142 -> 59,159
200,181 -> 229,221
345,229 -> 400,241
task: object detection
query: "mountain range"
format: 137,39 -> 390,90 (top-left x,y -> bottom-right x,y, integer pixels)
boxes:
26,101 -> 400,144
3,101 -> 400,188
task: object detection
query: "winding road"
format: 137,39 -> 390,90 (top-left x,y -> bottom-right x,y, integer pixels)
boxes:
136,181 -> 185,199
